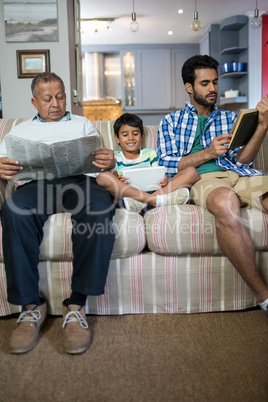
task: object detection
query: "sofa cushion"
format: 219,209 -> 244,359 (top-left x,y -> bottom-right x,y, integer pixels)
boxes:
0,208 -> 146,262
144,205 -> 268,255
40,208 -> 146,260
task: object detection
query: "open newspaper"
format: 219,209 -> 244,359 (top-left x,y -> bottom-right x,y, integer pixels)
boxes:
5,134 -> 103,180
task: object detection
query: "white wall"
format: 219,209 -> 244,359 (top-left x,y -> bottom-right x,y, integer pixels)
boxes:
0,0 -> 71,119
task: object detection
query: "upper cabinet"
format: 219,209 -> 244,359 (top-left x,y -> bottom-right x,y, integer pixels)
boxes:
137,49 -> 172,110
121,45 -> 198,112
122,52 -> 137,108
218,15 -> 249,107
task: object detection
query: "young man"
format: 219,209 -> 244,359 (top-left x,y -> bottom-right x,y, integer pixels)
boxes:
157,55 -> 268,317
96,113 -> 199,213
0,72 -> 116,354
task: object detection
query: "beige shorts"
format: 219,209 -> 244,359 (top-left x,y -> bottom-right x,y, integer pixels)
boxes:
190,171 -> 268,212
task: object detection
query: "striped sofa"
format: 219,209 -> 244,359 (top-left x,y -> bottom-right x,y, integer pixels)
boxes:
0,118 -> 267,317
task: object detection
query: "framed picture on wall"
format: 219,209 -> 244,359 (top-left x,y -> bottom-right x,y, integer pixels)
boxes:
16,49 -> 50,78
4,0 -> 58,42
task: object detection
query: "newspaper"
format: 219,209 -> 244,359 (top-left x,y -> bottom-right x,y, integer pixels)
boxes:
5,134 -> 103,180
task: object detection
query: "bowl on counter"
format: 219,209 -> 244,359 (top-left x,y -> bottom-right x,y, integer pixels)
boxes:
224,89 -> 239,98
221,62 -> 246,74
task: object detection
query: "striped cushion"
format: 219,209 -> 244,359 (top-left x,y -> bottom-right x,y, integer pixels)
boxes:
0,208 -> 146,262
144,205 -> 268,255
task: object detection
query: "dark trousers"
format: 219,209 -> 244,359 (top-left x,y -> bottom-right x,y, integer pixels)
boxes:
0,175 -> 115,306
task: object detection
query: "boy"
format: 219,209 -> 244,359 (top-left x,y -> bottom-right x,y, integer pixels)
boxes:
96,113 -> 199,213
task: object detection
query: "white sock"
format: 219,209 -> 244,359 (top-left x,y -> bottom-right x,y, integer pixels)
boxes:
258,298 -> 268,311
156,194 -> 167,207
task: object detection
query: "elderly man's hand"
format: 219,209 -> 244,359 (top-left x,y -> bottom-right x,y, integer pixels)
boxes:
0,157 -> 22,180
92,147 -> 115,171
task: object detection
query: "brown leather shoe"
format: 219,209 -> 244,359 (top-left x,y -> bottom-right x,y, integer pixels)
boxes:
10,301 -> 47,354
62,303 -> 91,354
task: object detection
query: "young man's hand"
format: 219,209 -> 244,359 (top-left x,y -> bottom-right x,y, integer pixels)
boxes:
256,95 -> 268,131
207,134 -> 232,158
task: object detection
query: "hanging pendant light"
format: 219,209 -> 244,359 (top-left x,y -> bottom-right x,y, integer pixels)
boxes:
191,0 -> 201,31
251,0 -> 262,29
130,0 -> 139,32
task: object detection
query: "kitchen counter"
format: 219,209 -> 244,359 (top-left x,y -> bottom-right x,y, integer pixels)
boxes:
83,100 -> 122,121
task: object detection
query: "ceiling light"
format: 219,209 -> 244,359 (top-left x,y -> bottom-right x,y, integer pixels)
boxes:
130,0 -> 139,32
107,20 -> 113,31
168,31 -> 174,35
178,9 -> 184,14
251,0 -> 262,29
191,0 -> 201,31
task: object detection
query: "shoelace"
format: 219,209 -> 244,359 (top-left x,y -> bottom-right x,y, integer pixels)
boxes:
16,309 -> 41,326
62,311 -> 88,329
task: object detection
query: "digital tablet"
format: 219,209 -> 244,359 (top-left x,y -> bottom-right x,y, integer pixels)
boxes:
122,166 -> 166,191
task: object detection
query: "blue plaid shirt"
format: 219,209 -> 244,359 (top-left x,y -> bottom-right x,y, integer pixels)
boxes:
157,102 -> 263,177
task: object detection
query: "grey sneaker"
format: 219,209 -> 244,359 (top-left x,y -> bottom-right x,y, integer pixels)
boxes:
165,187 -> 190,205
123,197 -> 145,213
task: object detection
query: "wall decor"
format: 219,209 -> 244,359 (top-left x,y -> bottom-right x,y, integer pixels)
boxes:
16,49 -> 50,78
4,0 -> 58,42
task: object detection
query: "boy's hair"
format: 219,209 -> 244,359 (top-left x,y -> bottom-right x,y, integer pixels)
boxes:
114,113 -> 144,137
181,55 -> 219,87
31,72 -> 65,98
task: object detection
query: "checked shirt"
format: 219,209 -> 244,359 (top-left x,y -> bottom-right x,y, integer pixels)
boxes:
157,102 -> 263,178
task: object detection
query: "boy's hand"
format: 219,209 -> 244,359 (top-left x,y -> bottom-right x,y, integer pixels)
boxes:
118,175 -> 129,184
92,147 -> 115,171
158,174 -> 168,188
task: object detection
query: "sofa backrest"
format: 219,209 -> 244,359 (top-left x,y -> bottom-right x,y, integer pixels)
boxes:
0,118 -> 267,174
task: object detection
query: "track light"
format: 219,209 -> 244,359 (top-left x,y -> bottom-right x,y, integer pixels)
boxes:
107,20 -> 113,31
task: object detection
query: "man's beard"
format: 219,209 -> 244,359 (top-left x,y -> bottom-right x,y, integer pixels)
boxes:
193,90 -> 217,107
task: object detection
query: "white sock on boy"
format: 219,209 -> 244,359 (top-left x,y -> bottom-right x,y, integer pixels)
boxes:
156,194 -> 167,207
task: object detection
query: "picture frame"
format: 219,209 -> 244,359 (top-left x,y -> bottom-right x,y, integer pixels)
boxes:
4,0 -> 58,43
16,49 -> 50,78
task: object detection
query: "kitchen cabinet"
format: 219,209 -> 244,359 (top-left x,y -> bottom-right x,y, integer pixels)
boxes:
121,51 -> 137,109
121,49 -> 172,111
121,45 -> 198,112
218,15 -> 248,107
137,49 -> 171,110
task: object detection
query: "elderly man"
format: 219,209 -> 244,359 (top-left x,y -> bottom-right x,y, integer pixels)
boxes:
158,55 -> 268,318
0,72 -> 116,354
